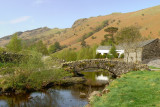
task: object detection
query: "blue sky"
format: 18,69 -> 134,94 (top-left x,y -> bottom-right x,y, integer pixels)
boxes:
0,0 -> 160,37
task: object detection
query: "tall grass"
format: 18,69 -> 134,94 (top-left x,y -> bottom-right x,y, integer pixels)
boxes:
0,50 -> 72,93
51,45 -> 98,61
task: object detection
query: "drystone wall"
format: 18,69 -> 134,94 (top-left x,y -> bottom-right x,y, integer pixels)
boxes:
0,52 -> 24,62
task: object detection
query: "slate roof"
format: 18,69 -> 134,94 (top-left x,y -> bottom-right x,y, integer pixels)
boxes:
137,39 -> 157,47
97,38 -> 159,50
97,45 -> 124,50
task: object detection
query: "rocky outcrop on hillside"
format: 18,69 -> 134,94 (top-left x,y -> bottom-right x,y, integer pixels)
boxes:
72,18 -> 87,28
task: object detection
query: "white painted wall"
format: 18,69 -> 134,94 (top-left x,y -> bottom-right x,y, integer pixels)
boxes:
96,49 -> 124,57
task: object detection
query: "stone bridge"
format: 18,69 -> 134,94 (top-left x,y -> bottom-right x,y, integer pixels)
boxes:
62,59 -> 150,77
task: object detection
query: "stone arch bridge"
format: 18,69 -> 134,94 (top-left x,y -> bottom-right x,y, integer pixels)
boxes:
62,59 -> 149,77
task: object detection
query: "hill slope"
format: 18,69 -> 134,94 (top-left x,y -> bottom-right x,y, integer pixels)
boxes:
0,5 -> 160,49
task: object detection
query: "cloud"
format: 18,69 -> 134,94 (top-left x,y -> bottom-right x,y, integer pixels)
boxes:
10,16 -> 31,24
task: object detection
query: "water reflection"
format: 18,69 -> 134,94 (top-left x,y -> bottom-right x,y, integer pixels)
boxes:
81,69 -> 110,86
96,74 -> 109,81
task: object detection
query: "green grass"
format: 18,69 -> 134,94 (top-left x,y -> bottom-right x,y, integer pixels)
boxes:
0,51 -> 72,93
92,70 -> 160,107
149,66 -> 160,69
0,69 -> 72,92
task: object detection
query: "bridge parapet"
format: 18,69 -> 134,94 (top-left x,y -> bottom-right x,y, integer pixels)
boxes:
62,59 -> 150,77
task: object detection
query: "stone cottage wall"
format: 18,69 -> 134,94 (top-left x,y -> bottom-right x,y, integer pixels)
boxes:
142,39 -> 160,61
124,48 -> 142,63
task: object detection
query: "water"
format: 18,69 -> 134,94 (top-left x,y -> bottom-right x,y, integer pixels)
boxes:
0,70 -> 110,107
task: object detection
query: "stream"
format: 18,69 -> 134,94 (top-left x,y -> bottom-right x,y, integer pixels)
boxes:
0,70 -> 110,107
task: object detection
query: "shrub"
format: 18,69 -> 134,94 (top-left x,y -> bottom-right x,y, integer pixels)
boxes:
120,54 -> 124,58
95,53 -> 101,59
91,36 -> 96,39
102,54 -> 107,58
52,45 -> 98,61
107,54 -> 114,59
109,45 -> 118,58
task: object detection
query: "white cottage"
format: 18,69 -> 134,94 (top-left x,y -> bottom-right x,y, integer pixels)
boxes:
96,46 -> 124,57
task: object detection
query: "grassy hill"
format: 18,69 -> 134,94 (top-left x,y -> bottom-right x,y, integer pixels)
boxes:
1,5 -> 160,49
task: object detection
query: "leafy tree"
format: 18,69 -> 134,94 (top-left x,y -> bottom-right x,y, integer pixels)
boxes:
109,45 -> 118,58
48,45 -> 56,54
115,26 -> 142,62
35,40 -> 48,55
54,41 -> 61,50
81,40 -> 86,47
81,36 -> 87,47
103,27 -> 118,45
6,34 -> 22,52
48,41 -> 62,54
104,27 -> 118,34
115,26 -> 142,45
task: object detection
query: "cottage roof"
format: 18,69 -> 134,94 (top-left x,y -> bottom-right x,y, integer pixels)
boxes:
97,45 -> 124,50
137,39 -> 158,47
97,39 -> 159,51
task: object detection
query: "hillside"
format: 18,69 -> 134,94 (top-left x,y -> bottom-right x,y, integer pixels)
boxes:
0,5 -> 160,49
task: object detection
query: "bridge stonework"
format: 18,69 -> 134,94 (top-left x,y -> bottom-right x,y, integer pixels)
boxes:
62,59 -> 150,77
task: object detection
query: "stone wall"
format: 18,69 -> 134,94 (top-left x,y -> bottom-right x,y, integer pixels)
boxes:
124,48 -> 142,63
62,59 -> 149,77
142,39 -> 160,61
0,52 -> 24,63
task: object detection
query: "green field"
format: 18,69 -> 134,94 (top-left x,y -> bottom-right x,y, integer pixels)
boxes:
92,70 -> 160,107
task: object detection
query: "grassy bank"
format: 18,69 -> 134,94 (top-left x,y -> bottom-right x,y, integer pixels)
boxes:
0,51 -> 74,94
92,70 -> 160,107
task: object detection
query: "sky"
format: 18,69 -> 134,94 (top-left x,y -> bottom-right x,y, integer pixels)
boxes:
0,0 -> 160,37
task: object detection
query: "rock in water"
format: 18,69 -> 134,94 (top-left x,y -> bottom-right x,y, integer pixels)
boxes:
80,92 -> 86,98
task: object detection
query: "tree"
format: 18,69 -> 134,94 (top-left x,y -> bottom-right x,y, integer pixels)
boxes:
48,41 -> 61,54
35,40 -> 48,55
6,34 -> 22,52
104,27 -> 118,34
81,36 -> 87,47
109,45 -> 118,58
54,41 -> 61,50
115,26 -> 142,62
115,26 -> 142,45
103,27 -> 118,44
81,40 -> 86,47
48,45 -> 56,54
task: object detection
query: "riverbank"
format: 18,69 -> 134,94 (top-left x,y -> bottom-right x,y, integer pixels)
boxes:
0,68 -> 87,95
90,70 -> 160,106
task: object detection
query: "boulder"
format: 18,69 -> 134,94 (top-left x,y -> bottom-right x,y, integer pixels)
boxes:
102,88 -> 110,94
80,92 -> 86,98
88,91 -> 101,101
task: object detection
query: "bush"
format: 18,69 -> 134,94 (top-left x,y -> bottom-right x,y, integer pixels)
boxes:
19,51 -> 44,71
107,54 -> 114,59
120,53 -> 124,58
52,49 -> 77,61
102,54 -> 107,58
95,53 -> 101,59
109,45 -> 118,58
91,36 -> 96,39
